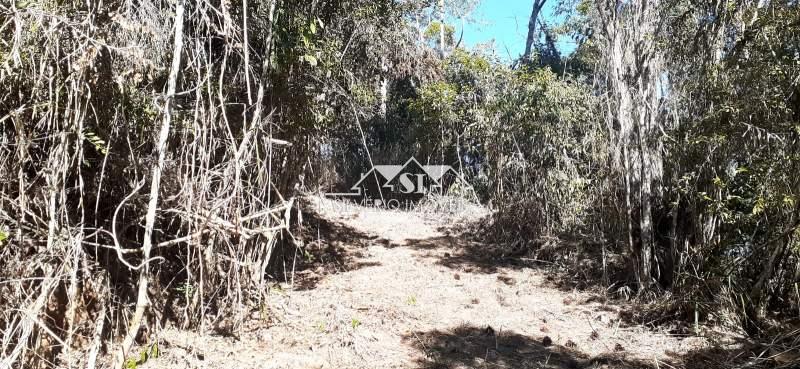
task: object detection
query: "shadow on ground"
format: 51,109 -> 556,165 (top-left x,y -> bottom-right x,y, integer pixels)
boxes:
400,219 -> 635,304
671,343 -> 778,369
283,208 -> 381,290
398,227 -> 548,274
398,216 -> 627,290
403,324 -> 776,369
395,228 -> 783,368
403,324 -> 660,369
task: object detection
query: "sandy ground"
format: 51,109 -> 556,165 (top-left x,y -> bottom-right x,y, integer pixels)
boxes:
141,197 -> 711,369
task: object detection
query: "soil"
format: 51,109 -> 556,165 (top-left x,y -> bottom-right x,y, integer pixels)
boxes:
140,196 -> 715,369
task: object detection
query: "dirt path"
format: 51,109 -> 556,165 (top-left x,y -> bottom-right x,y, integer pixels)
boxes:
144,197 -> 709,369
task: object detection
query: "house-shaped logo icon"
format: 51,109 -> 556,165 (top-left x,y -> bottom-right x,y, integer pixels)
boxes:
326,157 -> 467,202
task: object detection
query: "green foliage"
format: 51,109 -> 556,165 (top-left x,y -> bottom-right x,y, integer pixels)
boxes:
423,21 -> 455,45
124,342 -> 160,369
648,0 -> 800,331
480,67 -> 603,236
175,282 -> 195,297
395,46 -> 602,236
83,129 -> 107,155
124,358 -> 136,369
449,49 -> 490,75
150,342 -> 160,359
352,82 -> 378,107
409,81 -> 457,120
303,249 -> 314,262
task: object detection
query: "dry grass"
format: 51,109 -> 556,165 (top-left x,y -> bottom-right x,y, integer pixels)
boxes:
133,198 -> 733,369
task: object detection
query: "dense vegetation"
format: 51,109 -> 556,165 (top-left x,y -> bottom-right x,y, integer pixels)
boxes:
0,0 -> 798,367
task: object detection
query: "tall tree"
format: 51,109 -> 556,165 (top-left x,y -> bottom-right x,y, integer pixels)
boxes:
595,0 -> 664,290
523,0 -> 548,62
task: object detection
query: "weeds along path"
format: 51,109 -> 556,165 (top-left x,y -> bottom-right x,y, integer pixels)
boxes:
144,197 -> 710,369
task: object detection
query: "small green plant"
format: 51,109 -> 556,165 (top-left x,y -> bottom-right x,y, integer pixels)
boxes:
175,282 -> 196,297
316,321 -> 326,332
83,129 -> 108,155
303,249 -> 315,262
271,283 -> 287,295
124,342 -> 160,369
406,295 -> 417,306
350,318 -> 361,329
259,304 -> 270,321
124,358 -> 137,369
149,342 -> 160,359
0,229 -> 7,246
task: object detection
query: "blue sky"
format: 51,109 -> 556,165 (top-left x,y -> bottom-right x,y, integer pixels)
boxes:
458,0 -> 576,60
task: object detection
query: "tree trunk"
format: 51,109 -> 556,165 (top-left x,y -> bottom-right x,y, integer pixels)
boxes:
378,56 -> 388,118
438,0 -> 446,57
639,124 -> 654,289
598,0 -> 663,291
416,12 -> 424,46
523,0 -> 547,62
